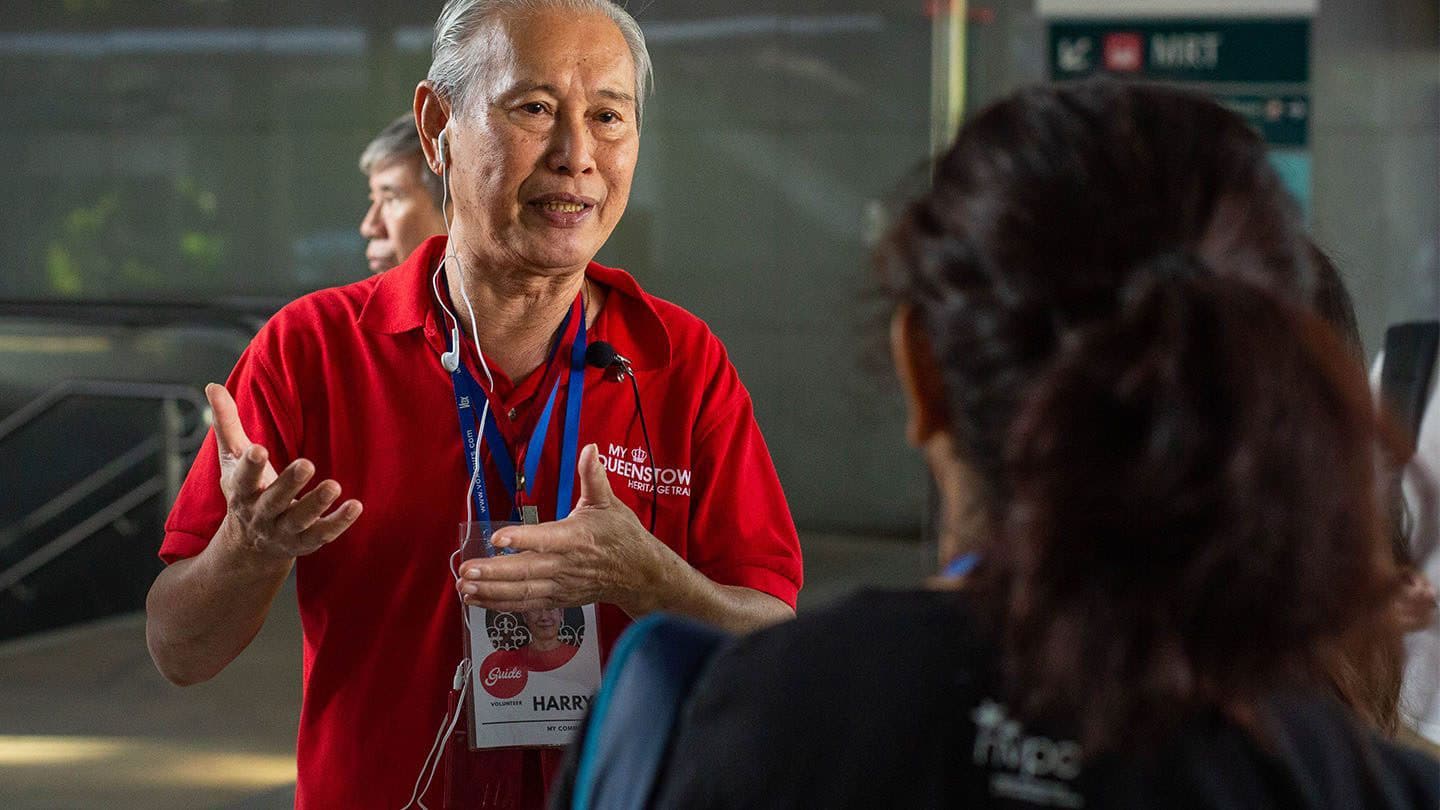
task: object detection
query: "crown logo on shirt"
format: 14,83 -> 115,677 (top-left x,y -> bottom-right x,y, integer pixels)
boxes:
631,448 -> 648,464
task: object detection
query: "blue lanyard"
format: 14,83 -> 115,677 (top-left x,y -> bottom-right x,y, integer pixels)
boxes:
448,295 -> 588,524
941,552 -> 981,579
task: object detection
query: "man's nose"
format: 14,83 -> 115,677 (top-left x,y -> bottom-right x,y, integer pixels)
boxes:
545,113 -> 597,177
360,200 -> 385,238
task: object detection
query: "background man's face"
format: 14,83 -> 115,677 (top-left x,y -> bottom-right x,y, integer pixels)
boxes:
442,8 -> 639,275
359,155 -> 447,273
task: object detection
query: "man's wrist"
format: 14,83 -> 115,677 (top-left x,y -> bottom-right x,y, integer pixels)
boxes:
616,541 -> 700,618
212,515 -> 294,578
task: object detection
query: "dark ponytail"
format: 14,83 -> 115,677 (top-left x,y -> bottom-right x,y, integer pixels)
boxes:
983,260 -> 1400,747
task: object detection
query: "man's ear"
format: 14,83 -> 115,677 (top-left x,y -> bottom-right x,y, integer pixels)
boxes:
414,82 -> 452,176
890,304 -> 950,447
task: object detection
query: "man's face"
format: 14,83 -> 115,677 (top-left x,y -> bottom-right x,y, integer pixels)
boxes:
442,8 -> 638,274
359,156 -> 447,273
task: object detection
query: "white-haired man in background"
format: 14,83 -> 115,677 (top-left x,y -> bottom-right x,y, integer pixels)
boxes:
145,1 -> 803,807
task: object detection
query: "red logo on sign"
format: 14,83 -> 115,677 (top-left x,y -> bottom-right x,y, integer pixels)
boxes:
1103,33 -> 1144,72
479,651 -> 528,698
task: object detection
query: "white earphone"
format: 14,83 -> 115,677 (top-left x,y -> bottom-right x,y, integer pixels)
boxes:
433,125 -> 462,372
439,326 -> 461,372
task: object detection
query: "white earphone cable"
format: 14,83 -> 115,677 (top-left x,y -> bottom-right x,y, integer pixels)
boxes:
405,134 -> 502,810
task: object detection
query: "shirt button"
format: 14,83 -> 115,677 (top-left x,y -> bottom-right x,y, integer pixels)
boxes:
507,408 -> 518,420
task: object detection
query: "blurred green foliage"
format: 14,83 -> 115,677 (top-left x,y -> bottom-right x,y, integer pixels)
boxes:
44,178 -> 226,298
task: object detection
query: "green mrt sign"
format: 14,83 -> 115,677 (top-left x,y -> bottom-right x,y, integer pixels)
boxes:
1049,19 -> 1309,84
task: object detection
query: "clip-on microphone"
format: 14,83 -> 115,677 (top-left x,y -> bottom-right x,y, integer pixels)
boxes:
584,341 -> 632,381
585,341 -> 656,533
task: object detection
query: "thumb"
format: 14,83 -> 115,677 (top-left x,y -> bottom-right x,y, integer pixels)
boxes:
574,444 -> 615,508
206,383 -> 252,458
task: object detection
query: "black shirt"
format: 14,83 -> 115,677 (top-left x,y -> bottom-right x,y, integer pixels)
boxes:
646,590 -> 1440,809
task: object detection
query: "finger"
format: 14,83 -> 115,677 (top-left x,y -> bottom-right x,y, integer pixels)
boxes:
466,597 -> 565,613
461,579 -> 560,607
573,443 -> 614,509
254,459 -> 316,517
293,499 -> 363,550
490,522 -> 579,554
229,443 -> 271,499
460,553 -> 565,582
206,383 -> 252,458
275,478 -> 340,535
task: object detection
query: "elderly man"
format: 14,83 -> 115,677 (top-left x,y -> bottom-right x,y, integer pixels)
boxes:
144,1 -> 802,808
359,113 -> 449,274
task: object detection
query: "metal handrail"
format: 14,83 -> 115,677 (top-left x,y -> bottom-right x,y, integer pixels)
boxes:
0,380 -> 214,593
0,380 -> 207,445
0,305 -> 260,606
0,477 -> 166,594
0,436 -> 160,553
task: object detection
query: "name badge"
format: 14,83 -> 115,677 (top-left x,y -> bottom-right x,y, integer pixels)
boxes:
459,521 -> 602,749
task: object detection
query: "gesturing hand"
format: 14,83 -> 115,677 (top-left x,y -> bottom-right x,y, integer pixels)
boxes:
457,443 -> 677,614
208,383 -> 362,560
1395,569 -> 1438,634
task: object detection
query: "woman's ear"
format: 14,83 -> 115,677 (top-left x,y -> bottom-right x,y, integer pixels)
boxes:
891,304 -> 950,447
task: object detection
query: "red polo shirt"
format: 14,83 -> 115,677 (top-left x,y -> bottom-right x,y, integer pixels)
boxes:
160,236 -> 802,808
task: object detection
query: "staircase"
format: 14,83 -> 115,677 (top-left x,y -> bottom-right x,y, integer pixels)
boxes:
0,300 -> 277,641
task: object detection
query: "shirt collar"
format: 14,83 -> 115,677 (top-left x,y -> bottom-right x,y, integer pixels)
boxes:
356,235 -> 672,371
586,261 -> 672,372
355,234 -> 448,337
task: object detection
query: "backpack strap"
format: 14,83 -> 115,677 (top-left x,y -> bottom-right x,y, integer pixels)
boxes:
571,613 -> 730,810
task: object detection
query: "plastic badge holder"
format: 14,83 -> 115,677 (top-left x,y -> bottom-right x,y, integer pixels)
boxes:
454,521 -> 603,753
459,520 -> 521,561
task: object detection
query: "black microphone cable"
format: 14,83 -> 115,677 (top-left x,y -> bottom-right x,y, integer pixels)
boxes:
585,341 -> 658,534
627,371 -> 657,535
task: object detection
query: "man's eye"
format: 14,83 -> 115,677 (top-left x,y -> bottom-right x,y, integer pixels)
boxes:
521,102 -> 547,115
596,111 -> 619,124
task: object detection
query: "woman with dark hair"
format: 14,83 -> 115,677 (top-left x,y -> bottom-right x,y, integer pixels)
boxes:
639,82 -> 1440,807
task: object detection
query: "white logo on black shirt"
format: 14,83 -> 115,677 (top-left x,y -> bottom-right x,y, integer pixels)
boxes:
972,699 -> 1084,808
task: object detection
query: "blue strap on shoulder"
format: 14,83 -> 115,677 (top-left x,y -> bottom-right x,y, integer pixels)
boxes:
572,614 -> 730,810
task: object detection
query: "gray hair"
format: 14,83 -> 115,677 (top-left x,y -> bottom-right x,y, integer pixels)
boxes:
358,113 -> 445,209
427,0 -> 652,128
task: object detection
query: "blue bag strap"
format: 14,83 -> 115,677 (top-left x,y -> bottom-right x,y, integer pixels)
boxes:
572,614 -> 730,810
